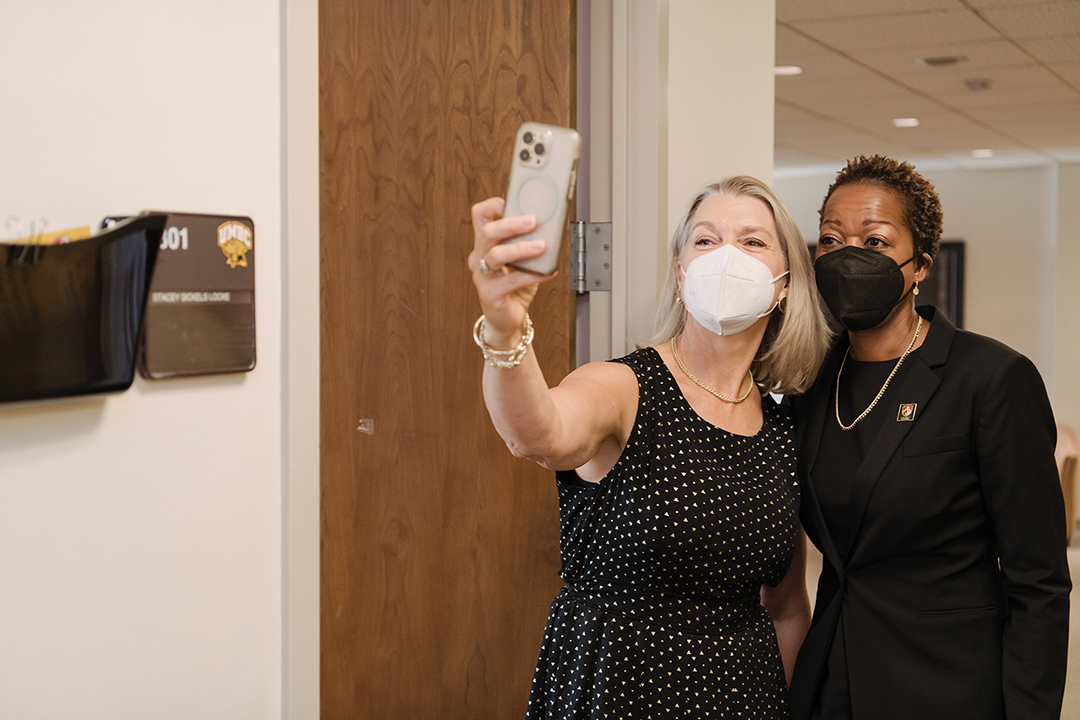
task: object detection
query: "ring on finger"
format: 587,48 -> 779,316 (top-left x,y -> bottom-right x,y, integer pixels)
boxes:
478,258 -> 494,275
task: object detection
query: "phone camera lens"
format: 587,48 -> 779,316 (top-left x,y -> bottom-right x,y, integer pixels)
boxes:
534,143 -> 545,156
519,149 -> 531,161
522,131 -> 534,144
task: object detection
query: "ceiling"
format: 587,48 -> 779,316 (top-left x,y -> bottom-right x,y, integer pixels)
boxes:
773,0 -> 1080,175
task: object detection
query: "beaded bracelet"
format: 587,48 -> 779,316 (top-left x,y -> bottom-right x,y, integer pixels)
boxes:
473,314 -> 534,369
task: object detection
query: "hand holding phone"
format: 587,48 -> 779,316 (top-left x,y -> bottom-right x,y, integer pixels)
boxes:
503,122 -> 581,276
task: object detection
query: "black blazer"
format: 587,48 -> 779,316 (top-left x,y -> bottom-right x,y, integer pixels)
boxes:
789,306 -> 1071,720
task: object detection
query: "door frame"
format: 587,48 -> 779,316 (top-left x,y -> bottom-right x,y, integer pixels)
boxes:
283,0 -> 320,718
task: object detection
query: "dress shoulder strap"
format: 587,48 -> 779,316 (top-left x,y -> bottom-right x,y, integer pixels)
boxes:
608,346 -> 671,440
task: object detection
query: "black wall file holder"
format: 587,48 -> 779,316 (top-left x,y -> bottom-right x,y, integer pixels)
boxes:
0,213 -> 167,403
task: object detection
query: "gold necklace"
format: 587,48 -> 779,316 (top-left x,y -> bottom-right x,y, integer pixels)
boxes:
670,337 -> 754,404
835,315 -> 923,431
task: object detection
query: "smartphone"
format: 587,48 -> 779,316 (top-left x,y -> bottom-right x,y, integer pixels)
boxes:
503,122 -> 581,276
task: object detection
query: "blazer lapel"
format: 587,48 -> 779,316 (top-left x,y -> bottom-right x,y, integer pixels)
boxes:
845,307 -> 954,552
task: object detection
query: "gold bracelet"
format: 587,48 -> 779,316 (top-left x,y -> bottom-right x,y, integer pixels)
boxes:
473,314 -> 534,369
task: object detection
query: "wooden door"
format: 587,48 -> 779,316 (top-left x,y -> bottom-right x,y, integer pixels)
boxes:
319,1 -> 577,718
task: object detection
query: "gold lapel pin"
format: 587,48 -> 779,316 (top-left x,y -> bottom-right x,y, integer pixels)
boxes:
897,403 -> 917,422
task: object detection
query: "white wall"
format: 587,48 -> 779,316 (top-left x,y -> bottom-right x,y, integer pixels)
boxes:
667,1 -> 775,213
0,2 -> 286,719
596,0 -> 776,356
775,162 -> 1078,431
932,166 -> 1056,371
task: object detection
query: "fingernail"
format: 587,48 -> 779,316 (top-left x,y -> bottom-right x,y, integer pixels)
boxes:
521,216 -> 536,229
531,240 -> 546,251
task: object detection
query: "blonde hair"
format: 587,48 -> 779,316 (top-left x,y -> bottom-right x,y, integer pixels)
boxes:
644,176 -> 832,395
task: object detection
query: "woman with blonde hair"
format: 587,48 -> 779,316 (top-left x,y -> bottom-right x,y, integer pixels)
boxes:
470,175 -> 830,718
647,175 -> 831,394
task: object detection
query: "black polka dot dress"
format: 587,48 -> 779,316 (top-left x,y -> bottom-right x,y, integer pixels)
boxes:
526,347 -> 798,719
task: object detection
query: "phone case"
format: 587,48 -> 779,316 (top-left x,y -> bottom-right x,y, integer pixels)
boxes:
503,122 -> 581,276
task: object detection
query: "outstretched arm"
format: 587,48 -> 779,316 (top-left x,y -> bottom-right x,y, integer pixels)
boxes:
469,198 -> 634,476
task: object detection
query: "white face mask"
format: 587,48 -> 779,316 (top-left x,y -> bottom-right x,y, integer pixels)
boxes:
681,244 -> 789,336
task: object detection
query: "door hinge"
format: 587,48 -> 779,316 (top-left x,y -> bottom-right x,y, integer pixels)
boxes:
569,221 -> 612,293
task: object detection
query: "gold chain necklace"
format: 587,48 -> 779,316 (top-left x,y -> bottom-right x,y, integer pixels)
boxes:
670,337 -> 754,404
835,315 -> 923,431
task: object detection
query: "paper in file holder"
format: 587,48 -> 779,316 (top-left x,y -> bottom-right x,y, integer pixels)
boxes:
0,213 -> 166,403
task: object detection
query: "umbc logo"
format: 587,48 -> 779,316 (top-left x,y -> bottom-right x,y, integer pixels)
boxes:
218,221 -> 253,268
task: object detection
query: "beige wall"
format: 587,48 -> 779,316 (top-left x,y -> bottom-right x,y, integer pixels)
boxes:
0,3 -> 287,718
931,166 -> 1056,369
667,0 -> 775,221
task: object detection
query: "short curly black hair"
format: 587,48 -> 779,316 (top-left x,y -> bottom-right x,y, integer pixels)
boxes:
818,154 -> 944,261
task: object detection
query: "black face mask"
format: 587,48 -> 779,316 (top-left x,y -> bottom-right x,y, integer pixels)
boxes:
814,246 -> 915,331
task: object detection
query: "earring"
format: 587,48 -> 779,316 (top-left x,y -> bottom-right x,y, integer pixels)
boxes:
675,295 -> 683,305
778,297 -> 788,313
913,281 -> 920,297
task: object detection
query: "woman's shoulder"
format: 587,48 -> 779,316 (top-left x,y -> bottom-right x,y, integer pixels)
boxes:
921,305 -> 1027,368
944,325 -> 1035,378
557,351 -> 640,397
928,322 -> 1049,396
608,345 -> 663,369
553,345 -> 673,406
949,325 -> 1023,359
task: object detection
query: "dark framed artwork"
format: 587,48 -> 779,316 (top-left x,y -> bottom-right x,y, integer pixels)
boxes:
916,240 -> 964,328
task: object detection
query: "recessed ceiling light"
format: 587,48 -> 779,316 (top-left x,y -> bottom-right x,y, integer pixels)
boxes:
972,149 -> 995,158
916,55 -> 968,67
774,66 -> 803,76
892,118 -> 920,128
